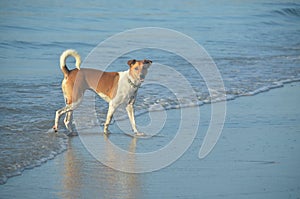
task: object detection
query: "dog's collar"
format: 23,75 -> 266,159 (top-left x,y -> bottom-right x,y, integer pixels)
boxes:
127,77 -> 140,89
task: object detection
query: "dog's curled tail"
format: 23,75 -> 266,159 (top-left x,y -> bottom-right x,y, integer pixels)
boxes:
60,49 -> 81,77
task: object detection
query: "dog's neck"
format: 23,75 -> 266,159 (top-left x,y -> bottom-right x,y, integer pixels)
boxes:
126,70 -> 141,89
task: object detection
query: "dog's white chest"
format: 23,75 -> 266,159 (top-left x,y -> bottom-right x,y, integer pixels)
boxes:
113,71 -> 138,105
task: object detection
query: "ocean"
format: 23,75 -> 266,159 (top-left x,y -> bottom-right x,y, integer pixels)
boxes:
0,0 -> 300,184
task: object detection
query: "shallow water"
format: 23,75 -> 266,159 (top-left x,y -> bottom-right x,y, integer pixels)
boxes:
0,0 -> 300,184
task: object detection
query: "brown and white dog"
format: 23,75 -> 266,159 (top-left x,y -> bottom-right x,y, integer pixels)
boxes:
53,49 -> 152,135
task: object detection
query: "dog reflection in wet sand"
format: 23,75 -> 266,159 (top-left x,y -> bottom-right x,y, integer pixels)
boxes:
53,49 -> 152,135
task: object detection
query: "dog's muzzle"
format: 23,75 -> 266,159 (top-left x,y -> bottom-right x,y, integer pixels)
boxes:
143,60 -> 152,64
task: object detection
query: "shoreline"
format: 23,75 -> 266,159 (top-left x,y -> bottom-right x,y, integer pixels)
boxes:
0,82 -> 299,198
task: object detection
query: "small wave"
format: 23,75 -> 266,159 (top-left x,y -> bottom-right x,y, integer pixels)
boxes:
45,41 -> 95,48
0,40 -> 95,51
261,20 -> 281,26
1,25 -> 42,32
273,8 -> 300,17
0,107 -> 22,115
93,77 -> 300,124
141,77 -> 300,112
0,131 -> 68,185
242,78 -> 300,96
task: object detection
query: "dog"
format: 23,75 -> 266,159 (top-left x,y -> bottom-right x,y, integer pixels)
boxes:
53,49 -> 152,135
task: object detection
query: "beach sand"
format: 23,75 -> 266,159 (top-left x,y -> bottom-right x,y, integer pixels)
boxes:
0,83 -> 299,199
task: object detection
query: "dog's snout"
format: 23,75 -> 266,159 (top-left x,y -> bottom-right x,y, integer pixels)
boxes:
143,60 -> 152,64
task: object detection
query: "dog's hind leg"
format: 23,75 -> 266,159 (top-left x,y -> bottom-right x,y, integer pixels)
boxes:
64,111 -> 73,132
53,96 -> 83,132
53,105 -> 72,132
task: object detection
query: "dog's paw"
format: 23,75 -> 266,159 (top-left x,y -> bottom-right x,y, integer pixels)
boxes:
104,130 -> 111,135
52,125 -> 58,133
134,132 -> 145,136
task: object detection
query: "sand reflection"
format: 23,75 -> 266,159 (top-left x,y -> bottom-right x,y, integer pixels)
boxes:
101,135 -> 140,199
61,139 -> 83,199
61,134 -> 141,199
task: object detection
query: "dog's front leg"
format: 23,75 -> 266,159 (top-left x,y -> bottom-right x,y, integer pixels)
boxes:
104,102 -> 117,134
126,103 -> 143,135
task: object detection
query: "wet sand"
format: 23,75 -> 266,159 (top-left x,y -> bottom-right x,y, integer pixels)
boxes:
0,83 -> 300,199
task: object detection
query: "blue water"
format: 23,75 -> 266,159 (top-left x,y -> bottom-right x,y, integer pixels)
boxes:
0,0 -> 300,184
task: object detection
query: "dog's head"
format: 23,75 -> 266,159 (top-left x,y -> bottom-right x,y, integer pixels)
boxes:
128,59 -> 152,83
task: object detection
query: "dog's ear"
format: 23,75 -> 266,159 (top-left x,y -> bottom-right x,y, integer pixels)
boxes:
127,59 -> 136,67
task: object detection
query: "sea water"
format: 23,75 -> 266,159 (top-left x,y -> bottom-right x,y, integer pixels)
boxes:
0,0 -> 299,184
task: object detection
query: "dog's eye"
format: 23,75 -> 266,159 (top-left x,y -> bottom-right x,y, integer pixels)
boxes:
134,67 -> 139,71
